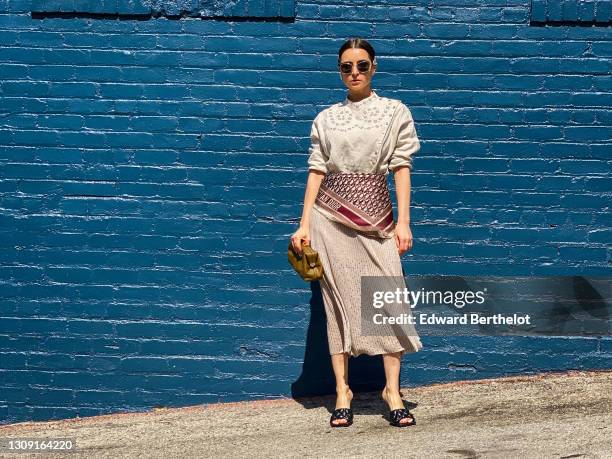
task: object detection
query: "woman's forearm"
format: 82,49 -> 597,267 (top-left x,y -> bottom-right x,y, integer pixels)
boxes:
393,166 -> 411,224
300,170 -> 326,227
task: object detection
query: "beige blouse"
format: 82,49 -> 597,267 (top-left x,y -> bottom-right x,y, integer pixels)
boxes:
307,90 -> 421,174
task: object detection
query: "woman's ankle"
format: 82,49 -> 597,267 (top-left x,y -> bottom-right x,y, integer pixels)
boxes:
336,384 -> 351,394
383,385 -> 400,394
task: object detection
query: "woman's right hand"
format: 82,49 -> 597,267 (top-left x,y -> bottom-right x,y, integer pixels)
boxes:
291,226 -> 310,255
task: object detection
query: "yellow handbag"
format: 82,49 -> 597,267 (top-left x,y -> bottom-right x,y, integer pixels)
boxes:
287,240 -> 324,281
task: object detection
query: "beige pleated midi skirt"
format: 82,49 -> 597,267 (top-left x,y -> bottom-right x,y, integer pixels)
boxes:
309,205 -> 423,357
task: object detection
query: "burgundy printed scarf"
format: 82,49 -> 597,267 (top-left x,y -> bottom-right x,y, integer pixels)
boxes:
314,172 -> 396,239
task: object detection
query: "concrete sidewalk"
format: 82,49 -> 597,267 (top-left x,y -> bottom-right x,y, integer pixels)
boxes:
1,370 -> 611,458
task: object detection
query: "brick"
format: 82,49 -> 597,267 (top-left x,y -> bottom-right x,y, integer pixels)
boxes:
0,0 -> 609,427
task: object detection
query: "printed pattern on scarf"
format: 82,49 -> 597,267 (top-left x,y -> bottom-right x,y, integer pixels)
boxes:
314,172 -> 395,239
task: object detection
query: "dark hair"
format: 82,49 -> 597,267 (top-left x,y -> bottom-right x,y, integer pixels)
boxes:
337,38 -> 376,64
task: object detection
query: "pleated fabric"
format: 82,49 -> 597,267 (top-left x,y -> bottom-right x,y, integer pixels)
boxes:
309,205 -> 423,357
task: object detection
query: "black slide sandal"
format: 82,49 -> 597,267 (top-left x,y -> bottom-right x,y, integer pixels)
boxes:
329,408 -> 353,427
389,408 -> 416,427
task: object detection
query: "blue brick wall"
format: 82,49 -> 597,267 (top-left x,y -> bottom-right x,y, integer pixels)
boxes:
531,0 -> 612,24
31,0 -> 296,18
0,0 -> 611,424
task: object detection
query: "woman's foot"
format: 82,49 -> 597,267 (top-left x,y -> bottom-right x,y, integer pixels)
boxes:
330,386 -> 353,427
382,386 -> 415,427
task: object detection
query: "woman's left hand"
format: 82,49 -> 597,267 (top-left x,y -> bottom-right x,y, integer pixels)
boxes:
394,222 -> 413,256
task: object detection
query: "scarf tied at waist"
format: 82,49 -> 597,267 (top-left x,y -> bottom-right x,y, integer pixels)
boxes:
314,172 -> 396,239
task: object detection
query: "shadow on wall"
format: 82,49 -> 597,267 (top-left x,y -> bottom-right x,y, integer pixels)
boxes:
290,281 -> 389,400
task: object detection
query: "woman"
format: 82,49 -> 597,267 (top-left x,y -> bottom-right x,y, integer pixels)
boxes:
291,38 -> 423,428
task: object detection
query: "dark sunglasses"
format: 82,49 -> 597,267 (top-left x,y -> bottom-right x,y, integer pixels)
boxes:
338,59 -> 372,74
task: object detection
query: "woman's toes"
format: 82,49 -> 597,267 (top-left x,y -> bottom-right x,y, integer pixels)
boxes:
400,415 -> 415,426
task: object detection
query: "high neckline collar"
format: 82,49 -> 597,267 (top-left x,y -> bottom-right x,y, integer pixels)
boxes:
344,89 -> 378,106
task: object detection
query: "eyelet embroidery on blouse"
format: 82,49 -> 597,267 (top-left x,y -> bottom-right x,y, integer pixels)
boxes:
325,96 -> 398,133
308,93 -> 417,175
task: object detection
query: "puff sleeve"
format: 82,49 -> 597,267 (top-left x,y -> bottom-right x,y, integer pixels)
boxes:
306,113 -> 328,173
388,104 -> 420,172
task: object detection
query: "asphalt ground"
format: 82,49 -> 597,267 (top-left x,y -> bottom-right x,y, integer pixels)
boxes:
1,369 -> 611,459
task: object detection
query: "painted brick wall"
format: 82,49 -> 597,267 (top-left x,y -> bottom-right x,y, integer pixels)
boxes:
0,0 -> 610,424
